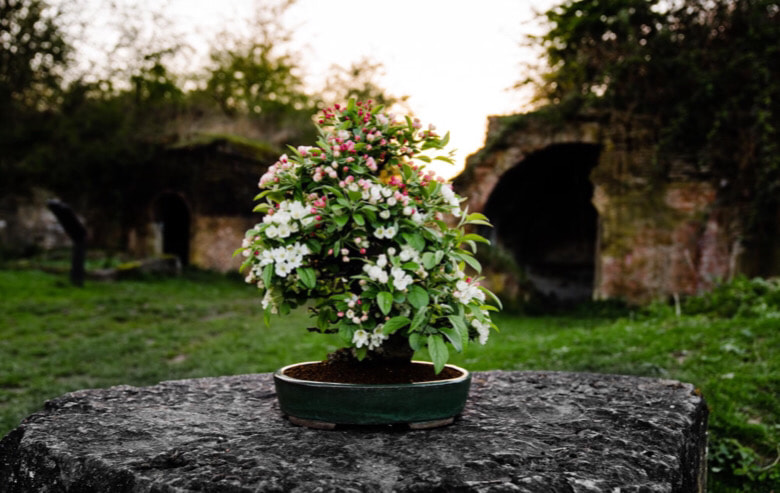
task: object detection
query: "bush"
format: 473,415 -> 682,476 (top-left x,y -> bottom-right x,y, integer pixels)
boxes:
683,277 -> 780,318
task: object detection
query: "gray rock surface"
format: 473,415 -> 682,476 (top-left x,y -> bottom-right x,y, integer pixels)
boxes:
0,371 -> 708,492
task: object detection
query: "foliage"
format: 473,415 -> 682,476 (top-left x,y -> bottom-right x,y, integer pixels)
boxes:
682,276 -> 780,318
1,268 -> 778,490
196,0 -> 316,144
709,438 -> 780,491
0,0 -> 69,110
0,0 -> 71,197
529,0 -> 780,232
320,57 -> 409,111
238,100 -> 500,372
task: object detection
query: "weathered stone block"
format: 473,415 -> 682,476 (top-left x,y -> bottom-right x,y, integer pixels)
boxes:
0,371 -> 708,492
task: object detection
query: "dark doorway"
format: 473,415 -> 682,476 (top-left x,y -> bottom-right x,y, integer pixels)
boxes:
154,193 -> 190,266
483,143 -> 600,303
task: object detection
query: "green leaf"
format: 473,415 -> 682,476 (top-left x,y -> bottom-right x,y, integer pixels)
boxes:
480,286 -> 504,309
296,267 -> 316,289
317,309 -> 331,331
402,232 -> 426,251
416,155 -> 432,163
459,252 -> 482,273
338,322 -> 353,344
447,315 -> 469,349
427,335 -> 449,374
407,285 -> 429,309
465,212 -> 490,223
463,233 -> 490,244
262,264 -> 273,287
334,214 -> 349,229
408,332 -> 422,351
377,291 -> 393,315
353,213 -> 365,226
306,239 -> 322,254
263,306 -> 272,327
422,252 -> 437,270
440,327 -> 463,352
410,306 -> 428,332
253,190 -> 273,201
383,316 -> 411,335
355,347 -> 367,361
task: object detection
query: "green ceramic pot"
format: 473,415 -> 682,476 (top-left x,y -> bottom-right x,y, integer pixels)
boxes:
273,361 -> 471,429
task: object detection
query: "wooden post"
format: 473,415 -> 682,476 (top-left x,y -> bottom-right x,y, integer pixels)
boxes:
46,200 -> 87,287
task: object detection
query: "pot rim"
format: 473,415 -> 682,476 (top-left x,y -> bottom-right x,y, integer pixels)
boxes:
274,360 -> 470,388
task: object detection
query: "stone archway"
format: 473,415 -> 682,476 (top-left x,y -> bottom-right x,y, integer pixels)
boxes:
483,143 -> 601,303
153,192 -> 191,266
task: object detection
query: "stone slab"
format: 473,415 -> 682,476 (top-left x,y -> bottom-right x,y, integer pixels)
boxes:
0,371 -> 708,492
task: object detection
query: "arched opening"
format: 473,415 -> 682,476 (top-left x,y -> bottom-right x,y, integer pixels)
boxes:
153,192 -> 190,266
483,143 -> 600,303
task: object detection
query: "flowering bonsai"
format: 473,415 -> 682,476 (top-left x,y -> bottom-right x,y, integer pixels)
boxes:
239,99 -> 499,375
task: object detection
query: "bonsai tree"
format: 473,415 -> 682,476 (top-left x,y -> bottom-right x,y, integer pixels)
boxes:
239,99 -> 499,373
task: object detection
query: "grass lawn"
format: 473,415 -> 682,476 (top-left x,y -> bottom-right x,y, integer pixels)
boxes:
0,268 -> 777,491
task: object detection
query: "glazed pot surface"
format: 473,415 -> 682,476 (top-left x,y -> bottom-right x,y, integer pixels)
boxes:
273,361 -> 471,427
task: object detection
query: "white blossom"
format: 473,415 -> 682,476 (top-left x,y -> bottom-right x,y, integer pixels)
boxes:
391,267 -> 413,291
277,223 -> 292,238
453,279 -> 486,304
353,329 -> 370,348
368,325 -> 387,350
472,318 -> 491,345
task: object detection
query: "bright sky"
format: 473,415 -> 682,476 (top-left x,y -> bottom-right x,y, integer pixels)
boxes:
69,0 -> 556,179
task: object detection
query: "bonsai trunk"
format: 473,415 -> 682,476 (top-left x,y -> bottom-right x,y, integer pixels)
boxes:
327,332 -> 415,366
378,331 -> 416,363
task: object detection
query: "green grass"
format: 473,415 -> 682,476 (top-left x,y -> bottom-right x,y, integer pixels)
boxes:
0,269 -> 777,491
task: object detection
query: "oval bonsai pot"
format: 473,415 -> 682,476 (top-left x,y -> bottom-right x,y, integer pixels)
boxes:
273,361 -> 471,429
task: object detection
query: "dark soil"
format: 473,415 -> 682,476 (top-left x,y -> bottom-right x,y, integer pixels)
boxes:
283,360 -> 463,384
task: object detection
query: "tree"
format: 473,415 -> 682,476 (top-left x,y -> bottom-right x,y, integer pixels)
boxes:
0,0 -> 70,110
320,58 -> 408,111
528,0 -> 779,232
0,0 -> 72,198
200,0 -> 316,144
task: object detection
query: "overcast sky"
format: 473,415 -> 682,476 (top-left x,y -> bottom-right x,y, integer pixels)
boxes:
65,0 -> 557,178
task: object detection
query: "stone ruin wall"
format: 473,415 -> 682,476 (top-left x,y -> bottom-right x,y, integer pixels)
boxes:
190,215 -> 257,272
0,188 -> 73,257
455,112 -> 743,305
